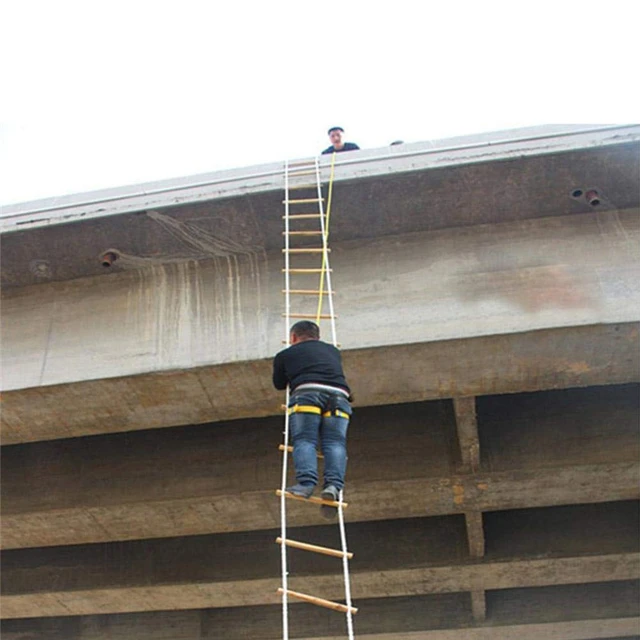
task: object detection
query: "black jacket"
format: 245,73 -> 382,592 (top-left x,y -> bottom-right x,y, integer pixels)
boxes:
272,340 -> 350,393
321,142 -> 360,155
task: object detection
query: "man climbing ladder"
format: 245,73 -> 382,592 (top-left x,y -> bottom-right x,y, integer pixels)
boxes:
275,154 -> 357,639
273,320 -> 352,518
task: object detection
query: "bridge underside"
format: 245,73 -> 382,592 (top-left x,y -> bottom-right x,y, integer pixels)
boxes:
1,127 -> 639,639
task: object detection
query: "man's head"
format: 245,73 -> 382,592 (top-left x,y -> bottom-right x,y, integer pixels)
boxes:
290,320 -> 320,344
327,126 -> 345,150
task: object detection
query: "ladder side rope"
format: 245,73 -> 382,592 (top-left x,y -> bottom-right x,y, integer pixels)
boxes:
315,153 -> 338,346
280,159 -> 291,640
314,154 -> 355,639
339,485 -> 355,639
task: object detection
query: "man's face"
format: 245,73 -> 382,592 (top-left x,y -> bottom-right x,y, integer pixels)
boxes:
329,129 -> 344,148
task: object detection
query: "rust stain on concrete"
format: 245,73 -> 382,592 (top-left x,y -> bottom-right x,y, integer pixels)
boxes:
566,361 -> 592,375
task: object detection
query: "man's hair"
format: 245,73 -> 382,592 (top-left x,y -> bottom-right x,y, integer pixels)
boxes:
327,126 -> 344,135
290,320 -> 320,340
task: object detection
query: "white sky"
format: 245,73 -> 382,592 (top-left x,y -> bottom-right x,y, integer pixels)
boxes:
1,0 -> 637,206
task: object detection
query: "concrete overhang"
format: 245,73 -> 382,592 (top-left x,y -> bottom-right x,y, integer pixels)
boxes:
1,124 -> 639,288
2,202 -> 639,442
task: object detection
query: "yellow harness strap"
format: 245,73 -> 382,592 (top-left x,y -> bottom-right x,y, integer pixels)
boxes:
288,405 -> 350,420
288,405 -> 322,416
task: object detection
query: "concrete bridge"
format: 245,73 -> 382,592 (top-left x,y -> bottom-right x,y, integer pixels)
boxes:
1,124 -> 639,638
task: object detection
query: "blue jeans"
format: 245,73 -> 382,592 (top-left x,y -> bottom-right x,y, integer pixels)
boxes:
288,390 -> 352,491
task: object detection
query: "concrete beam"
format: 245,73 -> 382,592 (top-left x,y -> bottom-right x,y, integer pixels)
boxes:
2,581 -> 637,638
470,590 -> 486,621
2,322 -> 639,445
3,125 -> 637,234
2,460 -> 637,549
454,397 -> 480,473
2,208 -> 639,443
4,385 -> 637,549
2,618 -> 638,640
464,512 -> 485,558
300,619 -> 640,640
2,552 -> 637,619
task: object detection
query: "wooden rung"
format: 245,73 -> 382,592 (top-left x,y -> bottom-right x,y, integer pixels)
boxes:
283,289 -> 334,295
284,313 -> 336,319
277,588 -> 358,614
282,248 -> 329,253
276,537 -> 353,559
282,268 -> 333,273
288,159 -> 315,167
283,198 -> 324,204
287,184 -> 317,190
282,231 -> 323,236
288,170 -> 316,176
279,444 -> 324,459
283,214 -> 324,220
276,489 -> 348,509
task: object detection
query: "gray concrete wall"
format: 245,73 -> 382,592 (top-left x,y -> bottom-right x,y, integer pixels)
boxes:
2,209 -> 639,393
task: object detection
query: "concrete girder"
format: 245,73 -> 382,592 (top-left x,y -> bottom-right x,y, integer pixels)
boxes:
1,126 -> 639,289
2,617 -> 638,640
470,589 -> 486,621
4,208 -> 640,397
1,552 -> 637,619
3,207 -> 639,443
1,462 -> 637,550
3,383 -> 638,549
2,607 -> 639,640
454,397 -> 480,473
5,501 -> 635,598
293,619 -> 640,640
0,125 -> 640,287
2,322 -> 639,445
1,575 -> 638,637
300,620 -> 640,640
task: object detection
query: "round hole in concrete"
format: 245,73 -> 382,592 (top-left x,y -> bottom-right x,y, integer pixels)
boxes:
29,259 -> 52,278
585,190 -> 600,206
100,251 -> 119,267
571,189 -> 583,198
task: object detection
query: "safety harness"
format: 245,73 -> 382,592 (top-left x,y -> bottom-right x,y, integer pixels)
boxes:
287,403 -> 350,420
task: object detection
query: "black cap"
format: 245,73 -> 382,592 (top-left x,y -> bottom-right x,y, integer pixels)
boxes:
327,126 -> 344,135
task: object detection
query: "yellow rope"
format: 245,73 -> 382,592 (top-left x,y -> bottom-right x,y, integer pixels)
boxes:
316,152 -> 337,322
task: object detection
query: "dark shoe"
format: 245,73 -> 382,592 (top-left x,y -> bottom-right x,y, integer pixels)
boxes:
286,484 -> 314,499
320,485 -> 340,519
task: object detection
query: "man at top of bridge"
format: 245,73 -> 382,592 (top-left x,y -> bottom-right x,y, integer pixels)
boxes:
321,126 -> 360,155
273,320 -> 353,518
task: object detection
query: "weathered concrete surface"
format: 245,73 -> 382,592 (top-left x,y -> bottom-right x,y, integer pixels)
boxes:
2,125 -> 638,289
2,209 -> 639,443
299,620 -> 640,639
2,553 -> 636,619
3,463 -> 637,550
3,499 -> 637,619
2,617 -> 638,640
2,323 -> 638,445
2,386 -> 638,548
4,210 -> 638,391
1,582 -> 638,638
